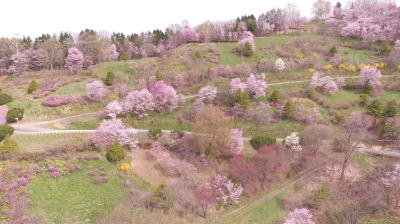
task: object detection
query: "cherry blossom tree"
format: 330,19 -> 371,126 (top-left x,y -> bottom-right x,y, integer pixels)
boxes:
236,31 -> 256,51
275,58 -> 286,72
284,208 -> 315,224
228,129 -> 244,154
7,49 -> 31,74
246,73 -> 267,99
285,132 -> 302,152
151,80 -> 180,113
312,0 -> 331,19
123,89 -> 155,118
106,101 -> 123,118
65,47 -> 84,73
207,174 -> 243,205
230,78 -> 247,93
198,85 -> 217,104
181,27 -> 199,43
310,72 -> 339,94
86,80 -> 109,101
359,66 -> 382,87
92,118 -> 134,150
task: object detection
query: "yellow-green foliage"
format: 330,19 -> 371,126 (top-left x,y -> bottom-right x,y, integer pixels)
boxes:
0,136 -> 19,155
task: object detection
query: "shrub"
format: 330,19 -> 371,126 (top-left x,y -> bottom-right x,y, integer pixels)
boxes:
283,100 -> 296,119
270,90 -> 282,103
359,94 -> 369,106
27,79 -> 39,94
250,135 -> 276,149
148,128 -> 162,139
235,43 -> 254,57
235,91 -> 251,108
0,136 -> 19,158
0,124 -> 14,142
86,80 -> 109,102
6,107 -> 24,123
329,46 -> 338,55
41,95 -> 76,107
0,93 -> 13,105
104,71 -> 115,86
106,141 -> 126,162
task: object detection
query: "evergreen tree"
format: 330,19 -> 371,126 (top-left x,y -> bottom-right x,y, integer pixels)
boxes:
367,99 -> 384,126
106,141 -> 126,162
270,90 -> 281,103
384,100 -> 398,118
235,91 -> 251,108
27,79 -> 39,94
104,72 -> 115,86
283,100 -> 296,120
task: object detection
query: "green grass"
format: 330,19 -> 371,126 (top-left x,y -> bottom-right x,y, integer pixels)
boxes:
95,61 -> 135,79
66,117 -> 101,130
224,193 -> 287,224
12,133 -> 91,152
238,119 -> 305,138
54,81 -> 88,97
341,47 -> 375,63
322,90 -> 360,104
28,155 -> 147,223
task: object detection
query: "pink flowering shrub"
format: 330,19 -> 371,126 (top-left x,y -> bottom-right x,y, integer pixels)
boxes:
210,65 -> 233,78
181,27 -> 199,42
284,208 -> 315,224
230,78 -> 247,93
41,95 -> 76,107
91,118 -> 133,150
123,89 -> 155,118
151,80 -> 179,113
33,79 -> 68,98
198,85 -> 217,104
106,101 -> 123,117
228,129 -> 244,154
236,31 -> 256,56
246,73 -> 267,99
294,106 -> 322,124
65,47 -> 84,73
359,67 -> 382,87
86,80 -> 109,101
310,72 -> 339,94
0,105 -> 9,124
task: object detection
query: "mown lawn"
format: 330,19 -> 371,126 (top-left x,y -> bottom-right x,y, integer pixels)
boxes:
55,81 -> 88,97
28,155 -> 147,223
66,117 -> 101,130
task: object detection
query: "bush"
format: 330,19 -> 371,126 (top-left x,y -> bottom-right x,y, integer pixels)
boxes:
104,72 -> 115,86
363,84 -> 373,94
283,100 -> 296,120
0,93 -> 13,105
106,141 -> 126,162
235,43 -> 254,57
0,136 -> 19,158
27,79 -> 39,94
379,44 -> 391,56
359,94 -> 369,106
148,128 -> 162,139
120,52 -> 130,60
0,124 -> 14,142
270,90 -> 282,103
6,107 -> 24,123
235,91 -> 251,108
250,135 -> 276,149
329,46 -> 338,55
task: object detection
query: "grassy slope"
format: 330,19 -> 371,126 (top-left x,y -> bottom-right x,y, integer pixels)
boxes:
28,154 -> 148,223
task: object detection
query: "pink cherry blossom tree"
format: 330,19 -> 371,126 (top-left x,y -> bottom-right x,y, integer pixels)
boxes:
181,27 -> 199,43
106,101 -> 123,118
123,89 -> 155,118
230,78 -> 247,93
284,208 -> 315,224
65,47 -> 84,73
359,67 -> 382,87
228,129 -> 244,154
86,80 -> 109,101
207,174 -> 243,205
7,49 -> 31,74
198,85 -> 217,104
151,80 -> 180,113
310,72 -> 339,94
246,73 -> 267,99
92,118 -> 134,150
